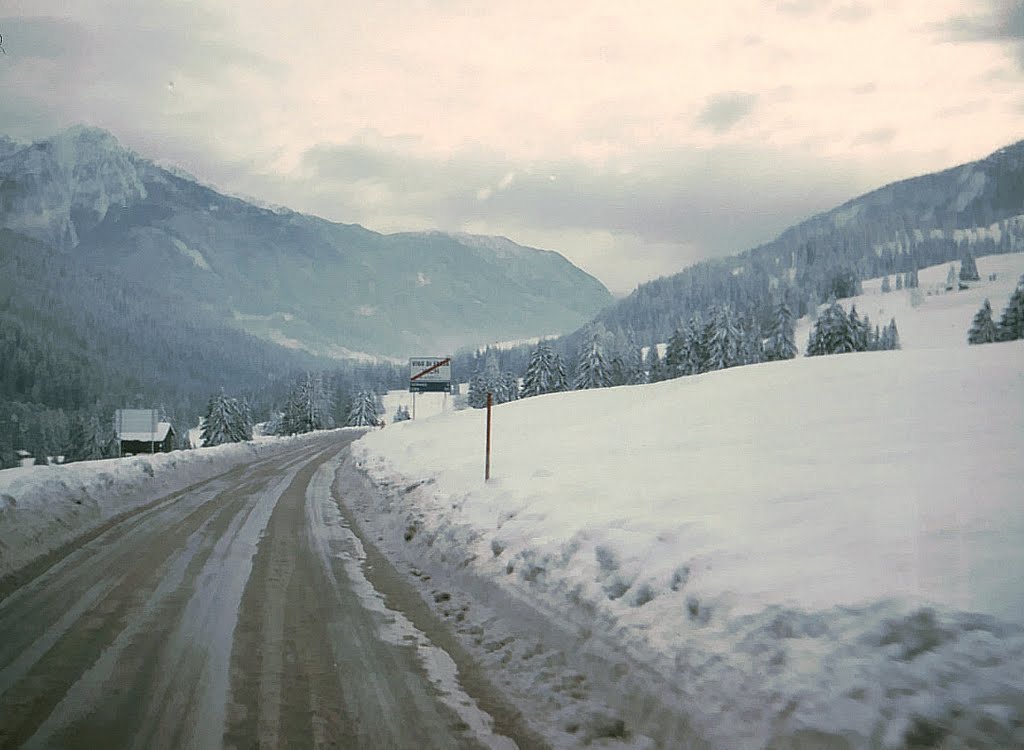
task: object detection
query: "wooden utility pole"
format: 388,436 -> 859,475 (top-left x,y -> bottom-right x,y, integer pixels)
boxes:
485,392 -> 493,481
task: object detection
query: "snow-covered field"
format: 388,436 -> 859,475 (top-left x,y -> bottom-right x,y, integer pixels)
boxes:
351,254 -> 1024,747
0,430 -> 351,580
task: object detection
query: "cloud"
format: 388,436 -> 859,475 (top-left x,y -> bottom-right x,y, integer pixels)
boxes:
776,0 -> 830,16
0,9 -> 282,147
830,2 -> 872,23
943,0 -> 1024,67
695,92 -> 759,133
852,127 -> 897,146
238,136 -> 892,293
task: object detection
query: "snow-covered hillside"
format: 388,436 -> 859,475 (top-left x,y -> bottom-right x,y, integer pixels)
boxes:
794,252 -> 1024,353
352,255 -> 1024,747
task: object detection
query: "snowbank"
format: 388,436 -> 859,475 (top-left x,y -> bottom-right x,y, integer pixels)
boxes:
0,430 -> 348,581
351,257 -> 1024,747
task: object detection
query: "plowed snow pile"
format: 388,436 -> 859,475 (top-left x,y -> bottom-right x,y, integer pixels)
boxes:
353,255 -> 1024,747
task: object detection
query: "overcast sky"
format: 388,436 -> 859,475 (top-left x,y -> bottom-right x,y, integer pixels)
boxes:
2,1 -> 1023,295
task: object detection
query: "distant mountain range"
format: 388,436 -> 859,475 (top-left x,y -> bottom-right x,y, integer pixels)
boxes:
588,139 -> 1024,345
0,126 -> 613,359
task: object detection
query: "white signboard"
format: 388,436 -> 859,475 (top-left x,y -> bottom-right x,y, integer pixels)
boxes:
115,408 -> 158,438
409,357 -> 452,392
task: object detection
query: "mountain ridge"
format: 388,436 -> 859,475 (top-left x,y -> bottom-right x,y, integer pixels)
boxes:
584,137 -> 1024,348
0,126 -> 613,358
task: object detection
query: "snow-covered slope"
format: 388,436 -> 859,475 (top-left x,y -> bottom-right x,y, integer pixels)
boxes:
351,255 -> 1024,747
794,252 -> 1024,354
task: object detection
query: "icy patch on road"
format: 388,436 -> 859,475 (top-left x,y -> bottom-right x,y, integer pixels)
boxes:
305,456 -> 518,750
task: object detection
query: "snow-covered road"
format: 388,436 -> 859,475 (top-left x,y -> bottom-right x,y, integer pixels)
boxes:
0,432 -> 536,750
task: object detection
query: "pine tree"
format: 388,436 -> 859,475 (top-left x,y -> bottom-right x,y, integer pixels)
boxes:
895,273 -> 904,290
521,341 -> 568,397
645,344 -> 663,383
968,299 -> 998,345
945,264 -> 958,291
739,315 -> 764,365
959,249 -> 980,282
573,325 -> 612,390
467,370 -> 488,408
280,373 -> 334,434
704,305 -> 742,371
393,405 -> 411,422
201,392 -> 251,446
997,284 -> 1024,341
346,391 -> 381,427
501,372 -> 520,402
807,300 -> 857,356
68,412 -> 115,462
683,315 -> 705,375
663,327 -> 687,379
764,300 -> 797,361
624,337 -> 646,385
881,275 -> 891,293
880,318 -> 901,350
849,305 -> 870,352
468,355 -> 508,406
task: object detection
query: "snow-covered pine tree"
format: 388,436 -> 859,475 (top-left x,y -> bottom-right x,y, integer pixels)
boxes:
739,314 -> 764,365
703,305 -> 745,371
996,279 -> 1024,341
881,275 -> 891,293
848,305 -> 869,352
573,324 -> 612,390
764,300 -> 797,361
467,370 -> 487,408
807,300 -> 854,356
896,273 -> 904,290
468,355 -> 508,406
346,390 -> 381,427
521,341 -> 568,397
683,315 -> 705,375
202,392 -> 250,446
607,352 -> 627,387
645,344 -> 663,383
393,404 -> 411,422
880,318 -> 901,350
501,372 -> 520,402
968,299 -> 998,345
280,372 -> 334,434
959,249 -> 981,282
624,335 -> 646,385
945,264 -> 958,291
831,300 -> 858,353
860,313 -> 874,351
663,326 -> 687,379
68,412 -> 115,462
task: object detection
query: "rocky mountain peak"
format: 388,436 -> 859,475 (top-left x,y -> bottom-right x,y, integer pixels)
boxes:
0,125 -> 146,249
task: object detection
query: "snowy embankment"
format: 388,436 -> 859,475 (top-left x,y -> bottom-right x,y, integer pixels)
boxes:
0,430 -> 349,581
351,256 -> 1024,748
